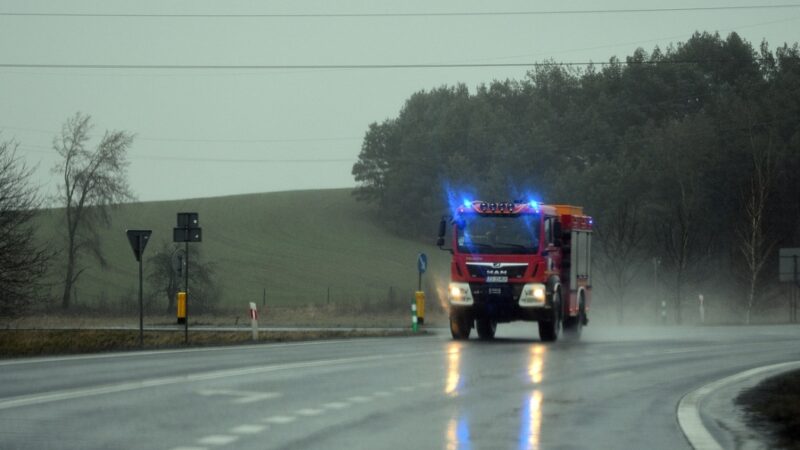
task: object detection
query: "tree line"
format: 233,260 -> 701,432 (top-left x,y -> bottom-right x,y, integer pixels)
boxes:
0,113 -> 217,317
352,32 -> 800,323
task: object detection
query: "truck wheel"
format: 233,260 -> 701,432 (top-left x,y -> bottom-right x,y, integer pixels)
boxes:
538,291 -> 562,342
564,295 -> 585,339
476,319 -> 497,340
450,313 -> 471,340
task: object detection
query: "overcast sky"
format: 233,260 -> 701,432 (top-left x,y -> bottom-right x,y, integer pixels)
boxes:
2,0 -> 799,202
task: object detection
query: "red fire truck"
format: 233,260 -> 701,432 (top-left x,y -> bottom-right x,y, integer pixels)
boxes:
437,200 -> 593,341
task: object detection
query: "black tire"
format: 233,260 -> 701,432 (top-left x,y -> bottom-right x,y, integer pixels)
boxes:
476,318 -> 497,340
450,312 -> 472,340
538,290 -> 563,342
564,294 -> 585,339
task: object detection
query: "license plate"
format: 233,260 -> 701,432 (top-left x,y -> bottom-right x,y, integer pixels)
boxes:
486,276 -> 508,283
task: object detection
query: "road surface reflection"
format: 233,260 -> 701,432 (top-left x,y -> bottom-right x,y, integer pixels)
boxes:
444,342 -> 547,450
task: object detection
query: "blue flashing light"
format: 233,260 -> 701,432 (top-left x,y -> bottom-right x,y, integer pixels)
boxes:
462,199 -> 472,209
529,200 -> 539,210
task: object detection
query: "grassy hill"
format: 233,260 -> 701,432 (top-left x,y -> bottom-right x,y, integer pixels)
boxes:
35,189 -> 447,313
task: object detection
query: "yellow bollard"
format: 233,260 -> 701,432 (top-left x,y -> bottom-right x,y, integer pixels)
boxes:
415,291 -> 425,325
177,291 -> 186,324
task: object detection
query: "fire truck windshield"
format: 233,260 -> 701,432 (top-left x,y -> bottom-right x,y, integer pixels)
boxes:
456,214 -> 540,255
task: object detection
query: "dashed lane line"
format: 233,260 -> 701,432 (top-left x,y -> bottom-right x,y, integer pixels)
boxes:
196,435 -> 239,446
263,415 -> 297,425
372,391 -> 394,397
169,447 -> 207,450
296,408 -> 324,416
323,401 -> 350,409
0,350 -> 440,411
230,424 -> 266,434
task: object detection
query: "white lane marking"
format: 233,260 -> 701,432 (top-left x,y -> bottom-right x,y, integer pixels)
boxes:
170,447 -> 207,450
197,389 -> 281,404
197,435 -> 239,446
263,415 -> 296,424
372,391 -> 394,397
296,408 -> 324,416
230,424 -> 266,434
0,337 -> 419,367
323,401 -> 350,409
347,395 -> 373,403
0,351 -> 440,411
418,382 -> 435,388
678,361 -> 800,450
396,386 -> 415,392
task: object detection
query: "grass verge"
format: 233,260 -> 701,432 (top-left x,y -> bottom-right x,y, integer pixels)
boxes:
0,328 -> 424,358
736,369 -> 800,450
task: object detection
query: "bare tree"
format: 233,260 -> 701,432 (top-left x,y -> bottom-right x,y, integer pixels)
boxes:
52,113 -> 134,309
0,137 -> 49,316
147,241 -> 219,314
738,128 -> 776,324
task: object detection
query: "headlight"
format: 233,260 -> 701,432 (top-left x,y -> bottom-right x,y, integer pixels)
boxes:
519,283 -> 547,307
448,282 -> 474,305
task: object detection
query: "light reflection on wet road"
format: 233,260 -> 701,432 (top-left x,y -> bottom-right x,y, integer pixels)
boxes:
1,324 -> 799,449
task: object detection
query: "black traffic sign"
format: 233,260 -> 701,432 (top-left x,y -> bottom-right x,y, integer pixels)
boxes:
126,230 -> 152,262
173,227 -> 202,242
174,212 -> 202,243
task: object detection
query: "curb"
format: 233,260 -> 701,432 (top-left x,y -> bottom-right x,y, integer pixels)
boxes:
678,361 -> 800,450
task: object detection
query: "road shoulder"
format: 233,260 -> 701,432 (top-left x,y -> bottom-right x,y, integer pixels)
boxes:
678,361 -> 800,450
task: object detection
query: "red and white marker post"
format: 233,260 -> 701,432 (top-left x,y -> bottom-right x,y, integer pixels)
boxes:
249,302 -> 258,341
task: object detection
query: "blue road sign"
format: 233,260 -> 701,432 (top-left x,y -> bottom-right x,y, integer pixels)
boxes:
418,253 -> 428,274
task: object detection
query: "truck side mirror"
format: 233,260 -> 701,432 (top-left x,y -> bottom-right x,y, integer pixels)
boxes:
553,221 -> 563,247
437,217 -> 452,253
437,218 -> 447,247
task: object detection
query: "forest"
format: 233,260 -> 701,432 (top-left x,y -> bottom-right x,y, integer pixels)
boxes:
352,31 -> 800,324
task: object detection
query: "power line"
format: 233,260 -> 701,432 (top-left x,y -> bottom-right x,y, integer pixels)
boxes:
2,5 -> 800,18
18,145 -> 355,164
0,60 -> 763,71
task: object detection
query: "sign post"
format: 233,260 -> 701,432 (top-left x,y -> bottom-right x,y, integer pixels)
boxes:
174,213 -> 202,343
126,229 -> 152,347
779,248 -> 800,323
415,253 -> 427,325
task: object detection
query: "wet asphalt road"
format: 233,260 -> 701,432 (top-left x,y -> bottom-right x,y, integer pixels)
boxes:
1,324 -> 799,450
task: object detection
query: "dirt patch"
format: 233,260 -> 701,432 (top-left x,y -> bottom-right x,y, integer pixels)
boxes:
0,328 -> 425,358
736,369 -> 800,450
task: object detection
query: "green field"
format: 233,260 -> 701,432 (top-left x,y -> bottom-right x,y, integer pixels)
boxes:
34,189 -> 448,313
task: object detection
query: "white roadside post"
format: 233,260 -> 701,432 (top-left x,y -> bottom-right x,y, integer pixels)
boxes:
249,302 -> 258,341
698,294 -> 705,324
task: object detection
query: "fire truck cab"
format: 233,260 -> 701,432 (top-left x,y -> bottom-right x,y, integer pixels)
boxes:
437,200 -> 593,341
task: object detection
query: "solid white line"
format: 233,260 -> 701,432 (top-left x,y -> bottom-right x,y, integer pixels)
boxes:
677,361 -> 800,450
263,415 -> 296,424
0,350 -> 440,411
197,435 -> 239,446
230,424 -> 266,434
0,336 -> 430,367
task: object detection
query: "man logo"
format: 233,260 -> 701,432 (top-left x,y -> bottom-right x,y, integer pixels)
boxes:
493,262 -> 503,268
